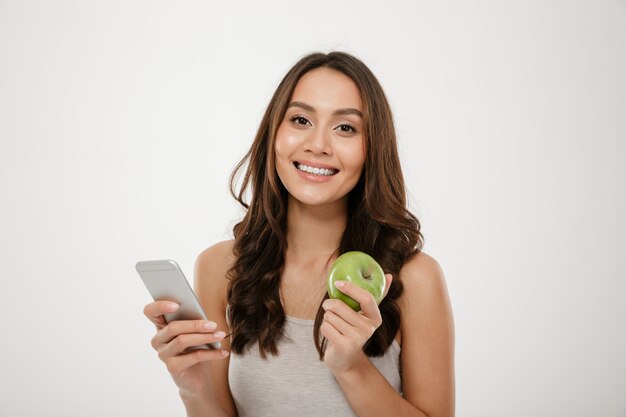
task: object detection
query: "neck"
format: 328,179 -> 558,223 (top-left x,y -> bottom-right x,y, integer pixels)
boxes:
285,196 -> 347,261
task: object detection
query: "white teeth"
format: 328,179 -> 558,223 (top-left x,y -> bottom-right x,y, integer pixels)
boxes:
296,163 -> 336,176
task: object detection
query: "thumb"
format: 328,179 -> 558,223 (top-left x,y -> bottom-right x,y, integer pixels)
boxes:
382,274 -> 393,299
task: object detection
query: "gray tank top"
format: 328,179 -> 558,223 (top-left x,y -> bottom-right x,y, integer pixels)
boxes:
228,315 -> 402,417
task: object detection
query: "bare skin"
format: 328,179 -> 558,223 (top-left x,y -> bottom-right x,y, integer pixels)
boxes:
144,67 -> 455,416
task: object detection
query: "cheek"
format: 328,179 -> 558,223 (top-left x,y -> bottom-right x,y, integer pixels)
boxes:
274,126 -> 298,159
339,140 -> 366,174
274,127 -> 287,157
274,128 -> 297,183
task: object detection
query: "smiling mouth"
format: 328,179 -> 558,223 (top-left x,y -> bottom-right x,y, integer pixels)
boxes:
294,162 -> 338,176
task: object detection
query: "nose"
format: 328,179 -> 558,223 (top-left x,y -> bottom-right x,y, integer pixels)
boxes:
303,127 -> 332,156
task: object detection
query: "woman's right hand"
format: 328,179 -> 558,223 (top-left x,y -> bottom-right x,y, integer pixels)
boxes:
144,300 -> 230,395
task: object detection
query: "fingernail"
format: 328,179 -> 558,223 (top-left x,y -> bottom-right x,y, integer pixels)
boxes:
221,350 -> 230,356
203,321 -> 217,330
335,281 -> 345,288
168,302 -> 179,311
214,331 -> 226,339
322,300 -> 331,310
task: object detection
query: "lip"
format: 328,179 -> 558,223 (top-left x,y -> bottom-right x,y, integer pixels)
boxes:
292,160 -> 338,183
294,160 -> 339,171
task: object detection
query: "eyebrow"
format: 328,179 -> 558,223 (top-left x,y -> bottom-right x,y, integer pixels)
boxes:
287,101 -> 363,118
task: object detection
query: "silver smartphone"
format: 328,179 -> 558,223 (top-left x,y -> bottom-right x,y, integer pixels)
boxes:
135,259 -> 221,349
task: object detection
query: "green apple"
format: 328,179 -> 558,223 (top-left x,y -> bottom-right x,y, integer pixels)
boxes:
327,251 -> 385,311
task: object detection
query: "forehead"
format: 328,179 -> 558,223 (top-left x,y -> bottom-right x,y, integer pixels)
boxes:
290,67 -> 363,112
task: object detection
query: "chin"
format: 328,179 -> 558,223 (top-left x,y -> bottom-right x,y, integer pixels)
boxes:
288,192 -> 344,208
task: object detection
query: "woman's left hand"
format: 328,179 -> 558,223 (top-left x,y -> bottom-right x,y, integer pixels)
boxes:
320,273 -> 393,374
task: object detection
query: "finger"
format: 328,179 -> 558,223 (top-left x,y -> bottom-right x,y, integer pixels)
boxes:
322,298 -> 365,328
165,348 -> 230,374
159,331 -> 227,358
324,299 -> 379,337
320,320 -> 342,346
334,280 -> 383,323
335,281 -> 376,311
382,274 -> 393,299
322,310 -> 359,338
144,301 -> 179,328
152,320 -> 218,349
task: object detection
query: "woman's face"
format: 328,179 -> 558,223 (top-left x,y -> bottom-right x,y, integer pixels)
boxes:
274,67 -> 365,208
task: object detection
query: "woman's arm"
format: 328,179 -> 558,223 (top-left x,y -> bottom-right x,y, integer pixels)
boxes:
143,240 -> 236,417
321,252 -> 455,417
183,240 -> 238,417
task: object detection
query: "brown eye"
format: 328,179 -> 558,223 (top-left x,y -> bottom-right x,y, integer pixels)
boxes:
291,116 -> 311,126
337,124 -> 356,133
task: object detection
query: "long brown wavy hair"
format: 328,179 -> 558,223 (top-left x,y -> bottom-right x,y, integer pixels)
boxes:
226,51 -> 423,359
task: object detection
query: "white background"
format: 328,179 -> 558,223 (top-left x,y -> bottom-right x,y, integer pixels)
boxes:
1,1 -> 625,416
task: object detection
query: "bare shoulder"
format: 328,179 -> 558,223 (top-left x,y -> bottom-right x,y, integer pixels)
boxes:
399,251 -> 450,305
397,250 -> 454,349
195,239 -> 236,275
194,240 -> 235,311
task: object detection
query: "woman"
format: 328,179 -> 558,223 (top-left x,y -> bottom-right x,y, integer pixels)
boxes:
144,51 -> 455,417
